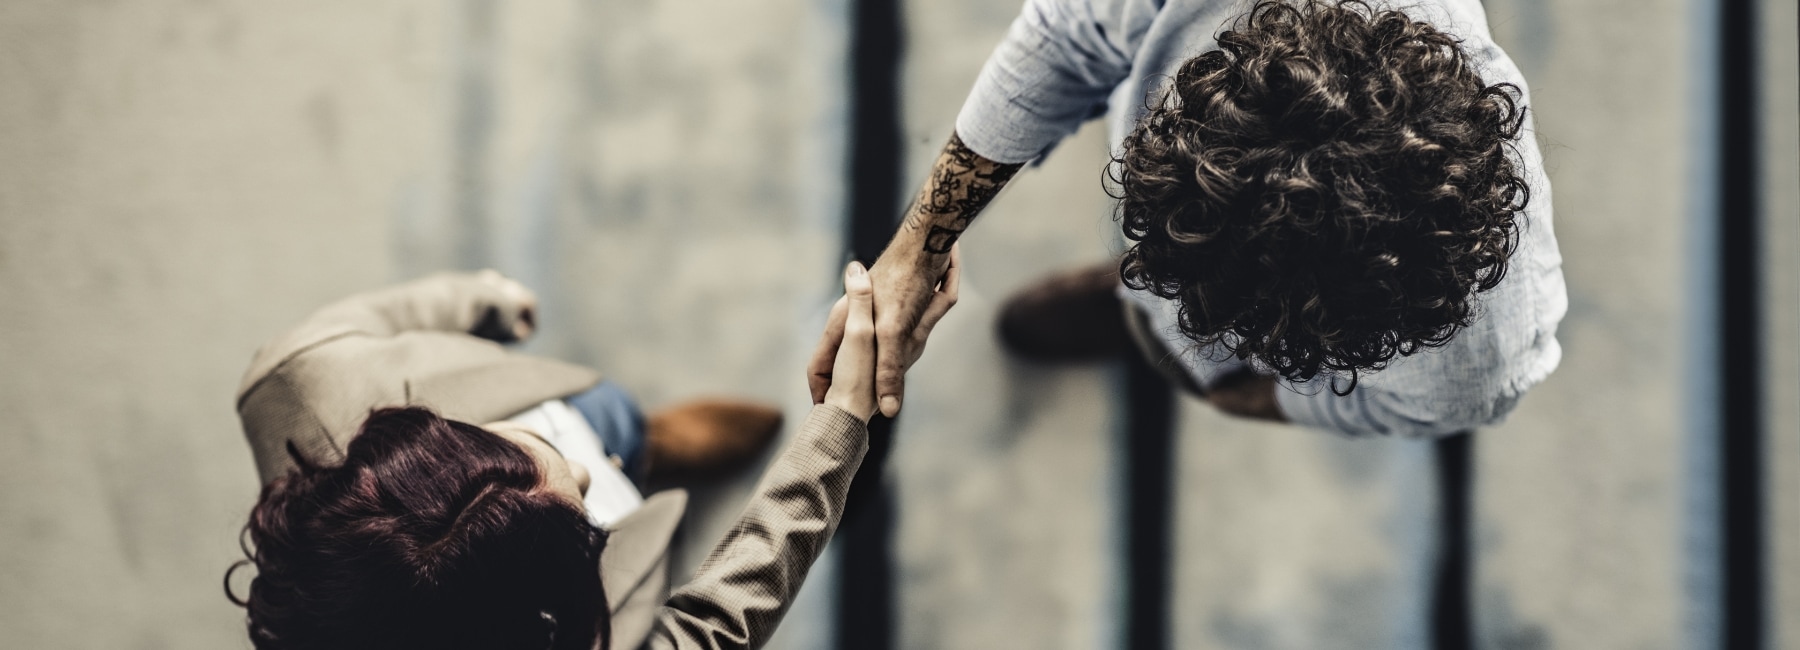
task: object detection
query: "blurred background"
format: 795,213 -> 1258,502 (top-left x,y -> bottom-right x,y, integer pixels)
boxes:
0,0 -> 1794,648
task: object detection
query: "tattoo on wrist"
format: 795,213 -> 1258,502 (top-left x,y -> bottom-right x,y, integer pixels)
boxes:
900,133 -> 1022,255
923,226 -> 962,254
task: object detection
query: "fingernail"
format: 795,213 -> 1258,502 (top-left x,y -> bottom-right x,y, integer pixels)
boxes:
848,261 -> 867,278
880,395 -> 899,414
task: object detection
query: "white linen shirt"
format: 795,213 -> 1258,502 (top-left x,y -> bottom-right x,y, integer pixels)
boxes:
957,0 -> 1567,436
506,400 -> 645,525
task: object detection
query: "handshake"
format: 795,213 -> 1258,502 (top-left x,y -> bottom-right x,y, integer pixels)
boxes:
805,245 -> 961,423
467,242 -> 962,425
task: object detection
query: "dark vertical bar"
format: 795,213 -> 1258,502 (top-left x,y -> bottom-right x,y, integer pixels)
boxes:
1718,0 -> 1764,646
847,0 -> 905,264
838,0 -> 904,647
1122,351 -> 1175,650
837,418 -> 896,649
1432,433 -> 1473,650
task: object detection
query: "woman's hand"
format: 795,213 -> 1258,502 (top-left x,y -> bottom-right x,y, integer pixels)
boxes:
471,269 -> 539,341
808,247 -> 960,421
818,262 -> 878,421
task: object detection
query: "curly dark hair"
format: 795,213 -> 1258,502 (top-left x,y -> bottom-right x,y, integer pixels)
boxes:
226,407 -> 609,650
1113,0 -> 1529,388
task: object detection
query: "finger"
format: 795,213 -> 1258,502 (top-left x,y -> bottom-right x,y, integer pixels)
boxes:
479,270 -> 539,339
843,261 -> 875,329
874,300 -> 909,417
829,262 -> 879,417
944,244 -> 961,294
918,243 -> 962,334
808,296 -> 849,403
514,304 -> 536,340
513,285 -> 539,339
836,263 -> 876,379
876,360 -> 905,417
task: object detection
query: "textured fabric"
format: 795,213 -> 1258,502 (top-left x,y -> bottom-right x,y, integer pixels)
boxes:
648,405 -> 868,649
235,273 -> 871,649
960,0 -> 1567,437
236,273 -> 602,482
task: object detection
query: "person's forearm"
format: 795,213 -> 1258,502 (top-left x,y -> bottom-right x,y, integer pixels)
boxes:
888,132 -> 1023,263
861,132 -> 1012,416
651,404 -> 869,648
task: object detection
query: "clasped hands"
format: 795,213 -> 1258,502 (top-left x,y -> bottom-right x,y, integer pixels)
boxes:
807,245 -> 961,421
462,251 -> 957,425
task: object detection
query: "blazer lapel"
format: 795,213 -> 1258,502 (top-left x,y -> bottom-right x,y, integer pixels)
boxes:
601,489 -> 688,610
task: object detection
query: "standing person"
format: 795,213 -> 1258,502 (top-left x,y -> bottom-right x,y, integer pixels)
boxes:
229,262 -> 957,649
826,0 -> 1565,436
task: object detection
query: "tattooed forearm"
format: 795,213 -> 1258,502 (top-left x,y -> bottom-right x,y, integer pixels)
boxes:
923,225 -> 964,254
901,133 -> 1022,255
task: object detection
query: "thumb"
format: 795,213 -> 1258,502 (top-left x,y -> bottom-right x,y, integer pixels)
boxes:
840,262 -> 875,357
829,261 -> 879,419
844,261 -> 873,318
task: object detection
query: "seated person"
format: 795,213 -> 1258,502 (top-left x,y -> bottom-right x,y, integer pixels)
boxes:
226,259 -> 955,649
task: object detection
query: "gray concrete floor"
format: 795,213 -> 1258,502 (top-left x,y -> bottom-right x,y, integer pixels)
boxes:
2,1 -> 1796,649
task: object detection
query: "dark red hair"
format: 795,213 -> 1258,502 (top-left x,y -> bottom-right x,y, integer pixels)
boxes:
228,407 -> 609,650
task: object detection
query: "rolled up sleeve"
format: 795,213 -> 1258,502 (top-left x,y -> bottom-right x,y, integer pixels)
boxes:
955,0 -> 1148,163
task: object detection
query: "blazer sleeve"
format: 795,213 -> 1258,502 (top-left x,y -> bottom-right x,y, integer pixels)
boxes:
236,271 -> 534,402
645,404 -> 870,649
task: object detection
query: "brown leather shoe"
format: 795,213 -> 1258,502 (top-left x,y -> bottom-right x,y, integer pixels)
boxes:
644,399 -> 782,481
997,261 -> 1130,362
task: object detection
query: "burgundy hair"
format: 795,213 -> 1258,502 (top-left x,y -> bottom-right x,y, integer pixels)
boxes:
228,407 -> 609,650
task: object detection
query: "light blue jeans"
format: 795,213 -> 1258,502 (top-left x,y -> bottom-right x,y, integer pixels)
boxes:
565,381 -> 647,485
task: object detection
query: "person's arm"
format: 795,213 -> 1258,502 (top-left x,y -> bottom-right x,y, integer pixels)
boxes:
829,0 -> 1148,417
1205,373 -> 1289,423
647,403 -> 866,649
898,133 -> 1024,258
236,270 -> 537,400
858,139 -> 1018,415
298,269 -> 537,341
651,260 -> 954,648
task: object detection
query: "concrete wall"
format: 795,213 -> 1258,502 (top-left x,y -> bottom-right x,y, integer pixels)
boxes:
1474,0 -> 1696,647
0,3 -> 433,647
1759,0 -> 1799,646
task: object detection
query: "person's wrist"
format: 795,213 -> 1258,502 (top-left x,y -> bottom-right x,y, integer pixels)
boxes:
823,389 -> 873,424
880,224 -> 947,267
879,246 -> 947,281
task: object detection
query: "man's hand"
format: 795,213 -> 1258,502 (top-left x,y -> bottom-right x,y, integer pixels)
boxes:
824,132 -> 1016,417
808,246 -> 961,415
868,244 -> 961,416
1205,371 -> 1288,422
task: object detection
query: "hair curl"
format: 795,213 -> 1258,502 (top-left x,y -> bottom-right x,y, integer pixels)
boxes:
226,407 -> 609,650
1113,0 -> 1529,388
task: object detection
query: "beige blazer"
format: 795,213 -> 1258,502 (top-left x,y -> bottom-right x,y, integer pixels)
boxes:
237,273 -> 869,649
